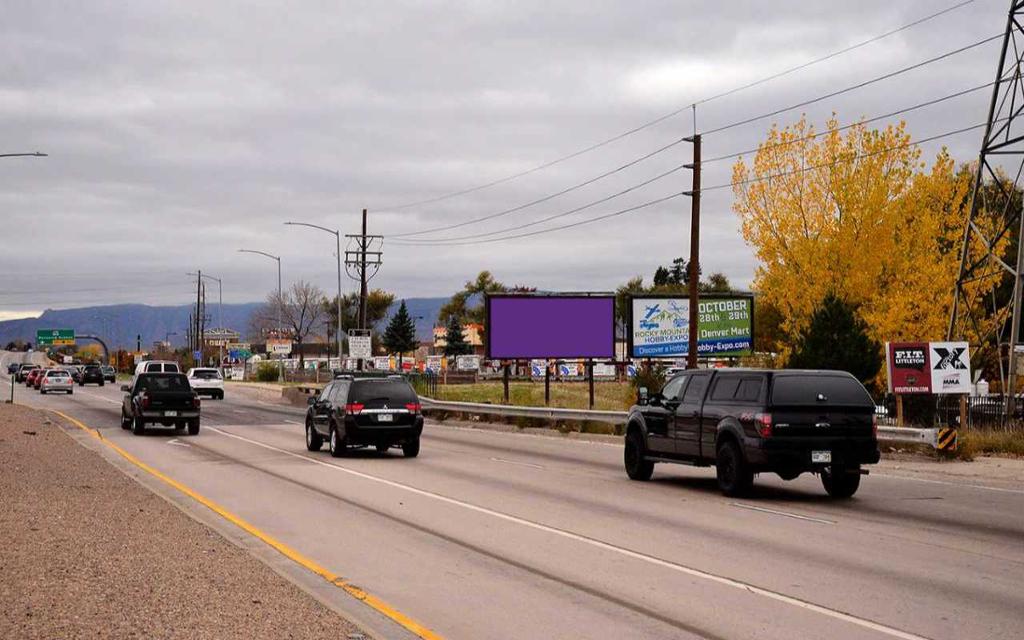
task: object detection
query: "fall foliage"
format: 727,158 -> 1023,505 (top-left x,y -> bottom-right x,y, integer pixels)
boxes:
732,115 -> 972,362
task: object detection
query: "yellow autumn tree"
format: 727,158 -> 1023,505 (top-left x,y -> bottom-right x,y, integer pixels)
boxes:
732,116 -> 972,362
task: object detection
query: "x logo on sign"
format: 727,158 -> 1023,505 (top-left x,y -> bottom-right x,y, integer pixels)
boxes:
933,347 -> 966,370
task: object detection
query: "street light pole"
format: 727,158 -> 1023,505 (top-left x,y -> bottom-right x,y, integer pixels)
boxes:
188,272 -> 223,367
238,249 -> 283,382
284,222 -> 343,367
0,152 -> 47,158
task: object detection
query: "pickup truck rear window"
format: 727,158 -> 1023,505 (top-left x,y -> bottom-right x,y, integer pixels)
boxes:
138,375 -> 190,392
770,375 -> 872,406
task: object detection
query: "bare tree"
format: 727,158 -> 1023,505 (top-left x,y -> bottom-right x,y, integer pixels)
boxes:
254,281 -> 326,370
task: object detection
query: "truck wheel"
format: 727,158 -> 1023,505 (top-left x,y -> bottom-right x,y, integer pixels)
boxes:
624,430 -> 654,481
402,437 -> 420,458
120,410 -> 131,429
716,439 -> 753,496
329,426 -> 346,458
132,415 -> 146,436
187,419 -> 200,436
822,464 -> 861,498
305,420 -> 323,451
99,382 -> 104,387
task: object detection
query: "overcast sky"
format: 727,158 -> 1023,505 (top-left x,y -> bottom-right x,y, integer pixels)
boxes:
0,0 -> 1007,320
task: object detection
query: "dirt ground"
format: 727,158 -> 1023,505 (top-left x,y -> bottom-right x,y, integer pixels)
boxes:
0,403 -> 369,639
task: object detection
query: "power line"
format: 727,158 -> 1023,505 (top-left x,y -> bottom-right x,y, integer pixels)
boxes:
390,161 -> 690,244
376,0 -> 974,212
702,80 -> 995,164
702,33 -> 1001,136
391,137 -> 686,238
397,121 -> 988,247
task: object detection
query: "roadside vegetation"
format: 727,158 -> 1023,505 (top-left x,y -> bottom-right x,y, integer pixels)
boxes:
435,381 -> 636,412
957,429 -> 1024,460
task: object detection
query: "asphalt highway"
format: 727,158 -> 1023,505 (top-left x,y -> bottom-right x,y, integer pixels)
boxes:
3,351 -> 1022,639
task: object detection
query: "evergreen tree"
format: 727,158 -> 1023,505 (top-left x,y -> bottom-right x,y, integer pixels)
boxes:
443,314 -> 472,357
382,300 -> 418,368
787,293 -> 883,390
653,266 -> 671,287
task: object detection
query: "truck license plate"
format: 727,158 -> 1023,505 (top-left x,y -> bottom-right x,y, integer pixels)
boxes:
811,451 -> 831,464
377,413 -> 393,423
164,410 -> 178,417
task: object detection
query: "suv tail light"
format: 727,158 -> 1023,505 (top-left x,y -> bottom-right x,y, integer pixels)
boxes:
345,402 -> 365,415
405,402 -> 421,414
755,412 -> 772,438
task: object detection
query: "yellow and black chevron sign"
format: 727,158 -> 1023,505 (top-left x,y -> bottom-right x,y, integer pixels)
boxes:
937,427 -> 958,452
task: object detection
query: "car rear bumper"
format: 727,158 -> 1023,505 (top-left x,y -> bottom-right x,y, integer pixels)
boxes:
140,410 -> 200,421
747,436 -> 880,470
344,416 -> 423,445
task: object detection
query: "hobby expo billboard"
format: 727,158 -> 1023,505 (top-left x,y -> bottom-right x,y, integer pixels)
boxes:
886,341 -> 971,395
628,295 -> 754,358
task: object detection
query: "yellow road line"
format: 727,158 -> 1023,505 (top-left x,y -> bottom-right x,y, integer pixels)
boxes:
49,409 -> 443,640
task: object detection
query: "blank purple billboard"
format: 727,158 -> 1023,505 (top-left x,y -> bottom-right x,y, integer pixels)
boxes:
486,295 -> 615,359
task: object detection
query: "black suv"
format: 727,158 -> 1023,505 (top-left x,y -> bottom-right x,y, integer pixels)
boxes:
624,369 -> 879,498
79,364 -> 105,386
305,375 -> 423,458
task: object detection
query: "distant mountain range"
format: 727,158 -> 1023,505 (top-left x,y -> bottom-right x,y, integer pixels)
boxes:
0,298 -> 449,349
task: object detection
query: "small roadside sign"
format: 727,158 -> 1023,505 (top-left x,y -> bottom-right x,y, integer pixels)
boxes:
37,329 -> 75,346
349,335 -> 372,360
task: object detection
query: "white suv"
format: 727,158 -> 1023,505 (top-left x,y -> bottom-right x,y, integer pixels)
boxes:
187,368 -> 224,399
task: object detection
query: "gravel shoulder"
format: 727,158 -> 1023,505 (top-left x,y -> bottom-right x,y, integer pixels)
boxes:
0,403 -> 369,640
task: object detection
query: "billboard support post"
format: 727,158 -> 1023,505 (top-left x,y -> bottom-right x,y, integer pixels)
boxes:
896,395 -> 904,427
544,362 -> 550,406
587,359 -> 595,410
503,363 -> 510,404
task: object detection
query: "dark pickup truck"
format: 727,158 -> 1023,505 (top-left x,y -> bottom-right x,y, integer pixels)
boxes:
624,369 -> 879,498
120,372 -> 201,436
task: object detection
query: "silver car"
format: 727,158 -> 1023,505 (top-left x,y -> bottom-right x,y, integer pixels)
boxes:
40,369 -> 74,395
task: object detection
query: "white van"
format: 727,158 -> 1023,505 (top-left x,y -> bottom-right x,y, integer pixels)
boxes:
134,360 -> 181,375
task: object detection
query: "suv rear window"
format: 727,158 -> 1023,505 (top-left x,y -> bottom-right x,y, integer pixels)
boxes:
770,375 -> 872,406
349,379 -> 417,405
191,369 -> 221,379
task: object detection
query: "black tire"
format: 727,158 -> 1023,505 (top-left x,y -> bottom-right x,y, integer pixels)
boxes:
402,437 -> 420,458
329,425 -> 345,458
305,420 -> 323,451
68,389 -> 73,395
624,429 -> 654,481
821,464 -> 861,498
716,439 -> 753,497
99,381 -> 104,387
132,414 -> 146,436
120,410 -> 131,429
39,389 -> 46,395
217,391 -> 224,400
187,419 -> 200,436
375,443 -> 390,455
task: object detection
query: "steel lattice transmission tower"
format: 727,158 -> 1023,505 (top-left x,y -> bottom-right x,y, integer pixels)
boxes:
949,0 -> 1024,393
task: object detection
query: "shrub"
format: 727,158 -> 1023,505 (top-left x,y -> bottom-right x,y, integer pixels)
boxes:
254,363 -> 280,382
631,362 -> 667,397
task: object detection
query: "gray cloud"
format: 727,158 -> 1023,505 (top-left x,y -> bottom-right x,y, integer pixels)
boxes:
0,0 -> 1005,320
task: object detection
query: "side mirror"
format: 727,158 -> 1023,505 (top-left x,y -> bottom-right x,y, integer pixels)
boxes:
307,396 -> 317,406
120,385 -> 129,392
638,387 -> 649,405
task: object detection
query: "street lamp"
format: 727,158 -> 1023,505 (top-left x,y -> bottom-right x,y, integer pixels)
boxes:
283,222 -> 343,366
238,249 -> 283,382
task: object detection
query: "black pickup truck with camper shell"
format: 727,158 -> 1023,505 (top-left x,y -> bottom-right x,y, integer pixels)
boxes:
624,368 -> 879,497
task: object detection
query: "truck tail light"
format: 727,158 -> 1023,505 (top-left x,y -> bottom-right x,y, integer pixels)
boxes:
405,402 -> 421,414
755,413 -> 772,438
872,413 -> 878,437
141,394 -> 151,410
345,402 -> 364,415
193,395 -> 201,409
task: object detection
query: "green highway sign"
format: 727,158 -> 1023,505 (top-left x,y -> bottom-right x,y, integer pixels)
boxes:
37,328 -> 75,346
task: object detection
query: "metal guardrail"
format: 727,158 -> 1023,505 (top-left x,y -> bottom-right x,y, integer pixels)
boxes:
420,397 -> 939,448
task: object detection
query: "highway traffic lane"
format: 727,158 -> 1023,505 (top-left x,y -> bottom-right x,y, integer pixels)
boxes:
25,385 -> 1024,638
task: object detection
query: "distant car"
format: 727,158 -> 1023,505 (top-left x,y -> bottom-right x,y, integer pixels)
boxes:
32,368 -> 50,390
134,360 -> 181,375
101,365 -> 116,383
25,368 -> 44,387
15,364 -> 39,383
120,372 -> 201,435
186,368 -> 224,399
67,365 -> 84,383
304,375 -> 423,458
79,365 -> 105,387
6,363 -> 19,375
40,369 -> 73,395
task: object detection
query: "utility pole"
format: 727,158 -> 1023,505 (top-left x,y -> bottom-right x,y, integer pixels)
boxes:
345,209 -> 383,371
949,0 -> 1024,412
684,133 -> 701,369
